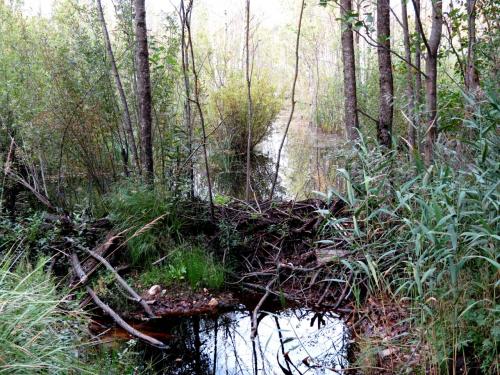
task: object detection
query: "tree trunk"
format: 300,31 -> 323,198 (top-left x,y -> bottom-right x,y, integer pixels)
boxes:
401,0 -> 416,151
245,0 -> 254,200
340,0 -> 360,141
414,0 -> 423,147
376,0 -> 393,148
269,0 -> 305,200
134,0 -> 154,184
179,0 -> 194,198
96,0 -> 140,174
465,0 -> 479,95
423,0 -> 443,164
185,0 -> 215,218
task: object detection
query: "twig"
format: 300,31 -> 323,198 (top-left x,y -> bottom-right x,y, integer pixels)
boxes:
251,278 -> 274,340
269,0 -> 306,199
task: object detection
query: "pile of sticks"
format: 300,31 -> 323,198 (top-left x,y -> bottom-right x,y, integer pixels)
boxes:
214,198 -> 355,310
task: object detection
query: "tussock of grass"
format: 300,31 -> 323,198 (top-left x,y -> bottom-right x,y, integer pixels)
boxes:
139,245 -> 225,290
320,93 -> 499,373
0,255 -> 91,374
105,183 -> 183,266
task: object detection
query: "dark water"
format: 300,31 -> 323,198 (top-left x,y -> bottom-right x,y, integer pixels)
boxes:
198,111 -> 344,201
96,308 -> 349,374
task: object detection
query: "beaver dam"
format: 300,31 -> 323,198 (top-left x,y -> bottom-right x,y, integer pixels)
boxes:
54,194 -> 358,374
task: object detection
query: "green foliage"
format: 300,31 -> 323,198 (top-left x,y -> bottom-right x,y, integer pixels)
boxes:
314,79 -> 344,133
0,255 -> 90,373
0,212 -> 58,256
320,94 -> 499,372
139,245 -> 225,290
105,182 -> 184,266
0,254 -> 152,373
209,73 -> 282,154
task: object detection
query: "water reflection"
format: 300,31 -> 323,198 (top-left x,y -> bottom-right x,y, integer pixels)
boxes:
146,309 -> 348,375
210,153 -> 283,200
201,111 -> 344,201
257,112 -> 344,199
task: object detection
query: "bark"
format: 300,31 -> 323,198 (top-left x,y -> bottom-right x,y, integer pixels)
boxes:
423,0 -> 443,164
340,0 -> 360,141
269,0 -> 305,200
184,0 -> 215,218
96,0 -> 140,174
134,0 -> 154,184
465,0 -> 479,94
71,253 -> 165,348
179,0 -> 194,198
414,0 -> 423,140
401,0 -> 416,151
376,0 -> 394,148
86,249 -> 156,318
245,0 -> 254,200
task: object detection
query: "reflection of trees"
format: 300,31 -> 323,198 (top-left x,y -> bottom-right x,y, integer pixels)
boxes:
143,318 -> 212,375
139,310 -> 349,374
211,151 -> 285,199
285,126 -> 343,198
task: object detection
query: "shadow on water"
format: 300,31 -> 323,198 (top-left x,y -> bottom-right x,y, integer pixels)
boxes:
95,308 -> 349,375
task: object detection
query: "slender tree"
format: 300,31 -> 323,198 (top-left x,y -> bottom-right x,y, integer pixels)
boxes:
185,0 -> 215,218
340,0 -> 360,141
414,0 -> 423,141
401,0 -> 416,151
179,0 -> 194,198
465,0 -> 479,94
413,0 -> 443,163
96,0 -> 140,175
245,0 -> 254,200
134,0 -> 153,184
376,0 -> 394,148
269,0 -> 305,200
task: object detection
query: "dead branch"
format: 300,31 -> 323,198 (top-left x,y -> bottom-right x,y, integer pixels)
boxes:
71,253 -> 165,348
86,249 -> 156,319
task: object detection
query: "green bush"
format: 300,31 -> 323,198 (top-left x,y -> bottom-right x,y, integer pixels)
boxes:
210,73 -> 282,154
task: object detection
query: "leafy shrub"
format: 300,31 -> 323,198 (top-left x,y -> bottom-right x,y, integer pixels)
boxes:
210,73 -> 282,154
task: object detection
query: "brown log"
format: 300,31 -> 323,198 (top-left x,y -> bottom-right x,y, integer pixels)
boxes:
71,253 -> 165,348
87,249 -> 156,318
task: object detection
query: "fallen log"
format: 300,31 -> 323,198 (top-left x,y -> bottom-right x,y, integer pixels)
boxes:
86,248 -> 156,319
85,287 -> 165,348
70,253 -> 166,348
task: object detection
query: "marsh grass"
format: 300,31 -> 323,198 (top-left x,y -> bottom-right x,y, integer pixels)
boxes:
320,93 -> 499,372
0,254 -> 92,374
139,245 -> 225,290
105,182 -> 185,266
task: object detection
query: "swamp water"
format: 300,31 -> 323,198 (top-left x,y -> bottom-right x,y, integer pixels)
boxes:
200,111 -> 345,200
96,308 -> 349,374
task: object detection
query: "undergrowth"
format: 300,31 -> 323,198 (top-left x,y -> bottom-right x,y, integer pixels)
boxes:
0,252 -> 154,374
139,245 -> 225,290
105,182 -> 185,266
320,93 -> 499,373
